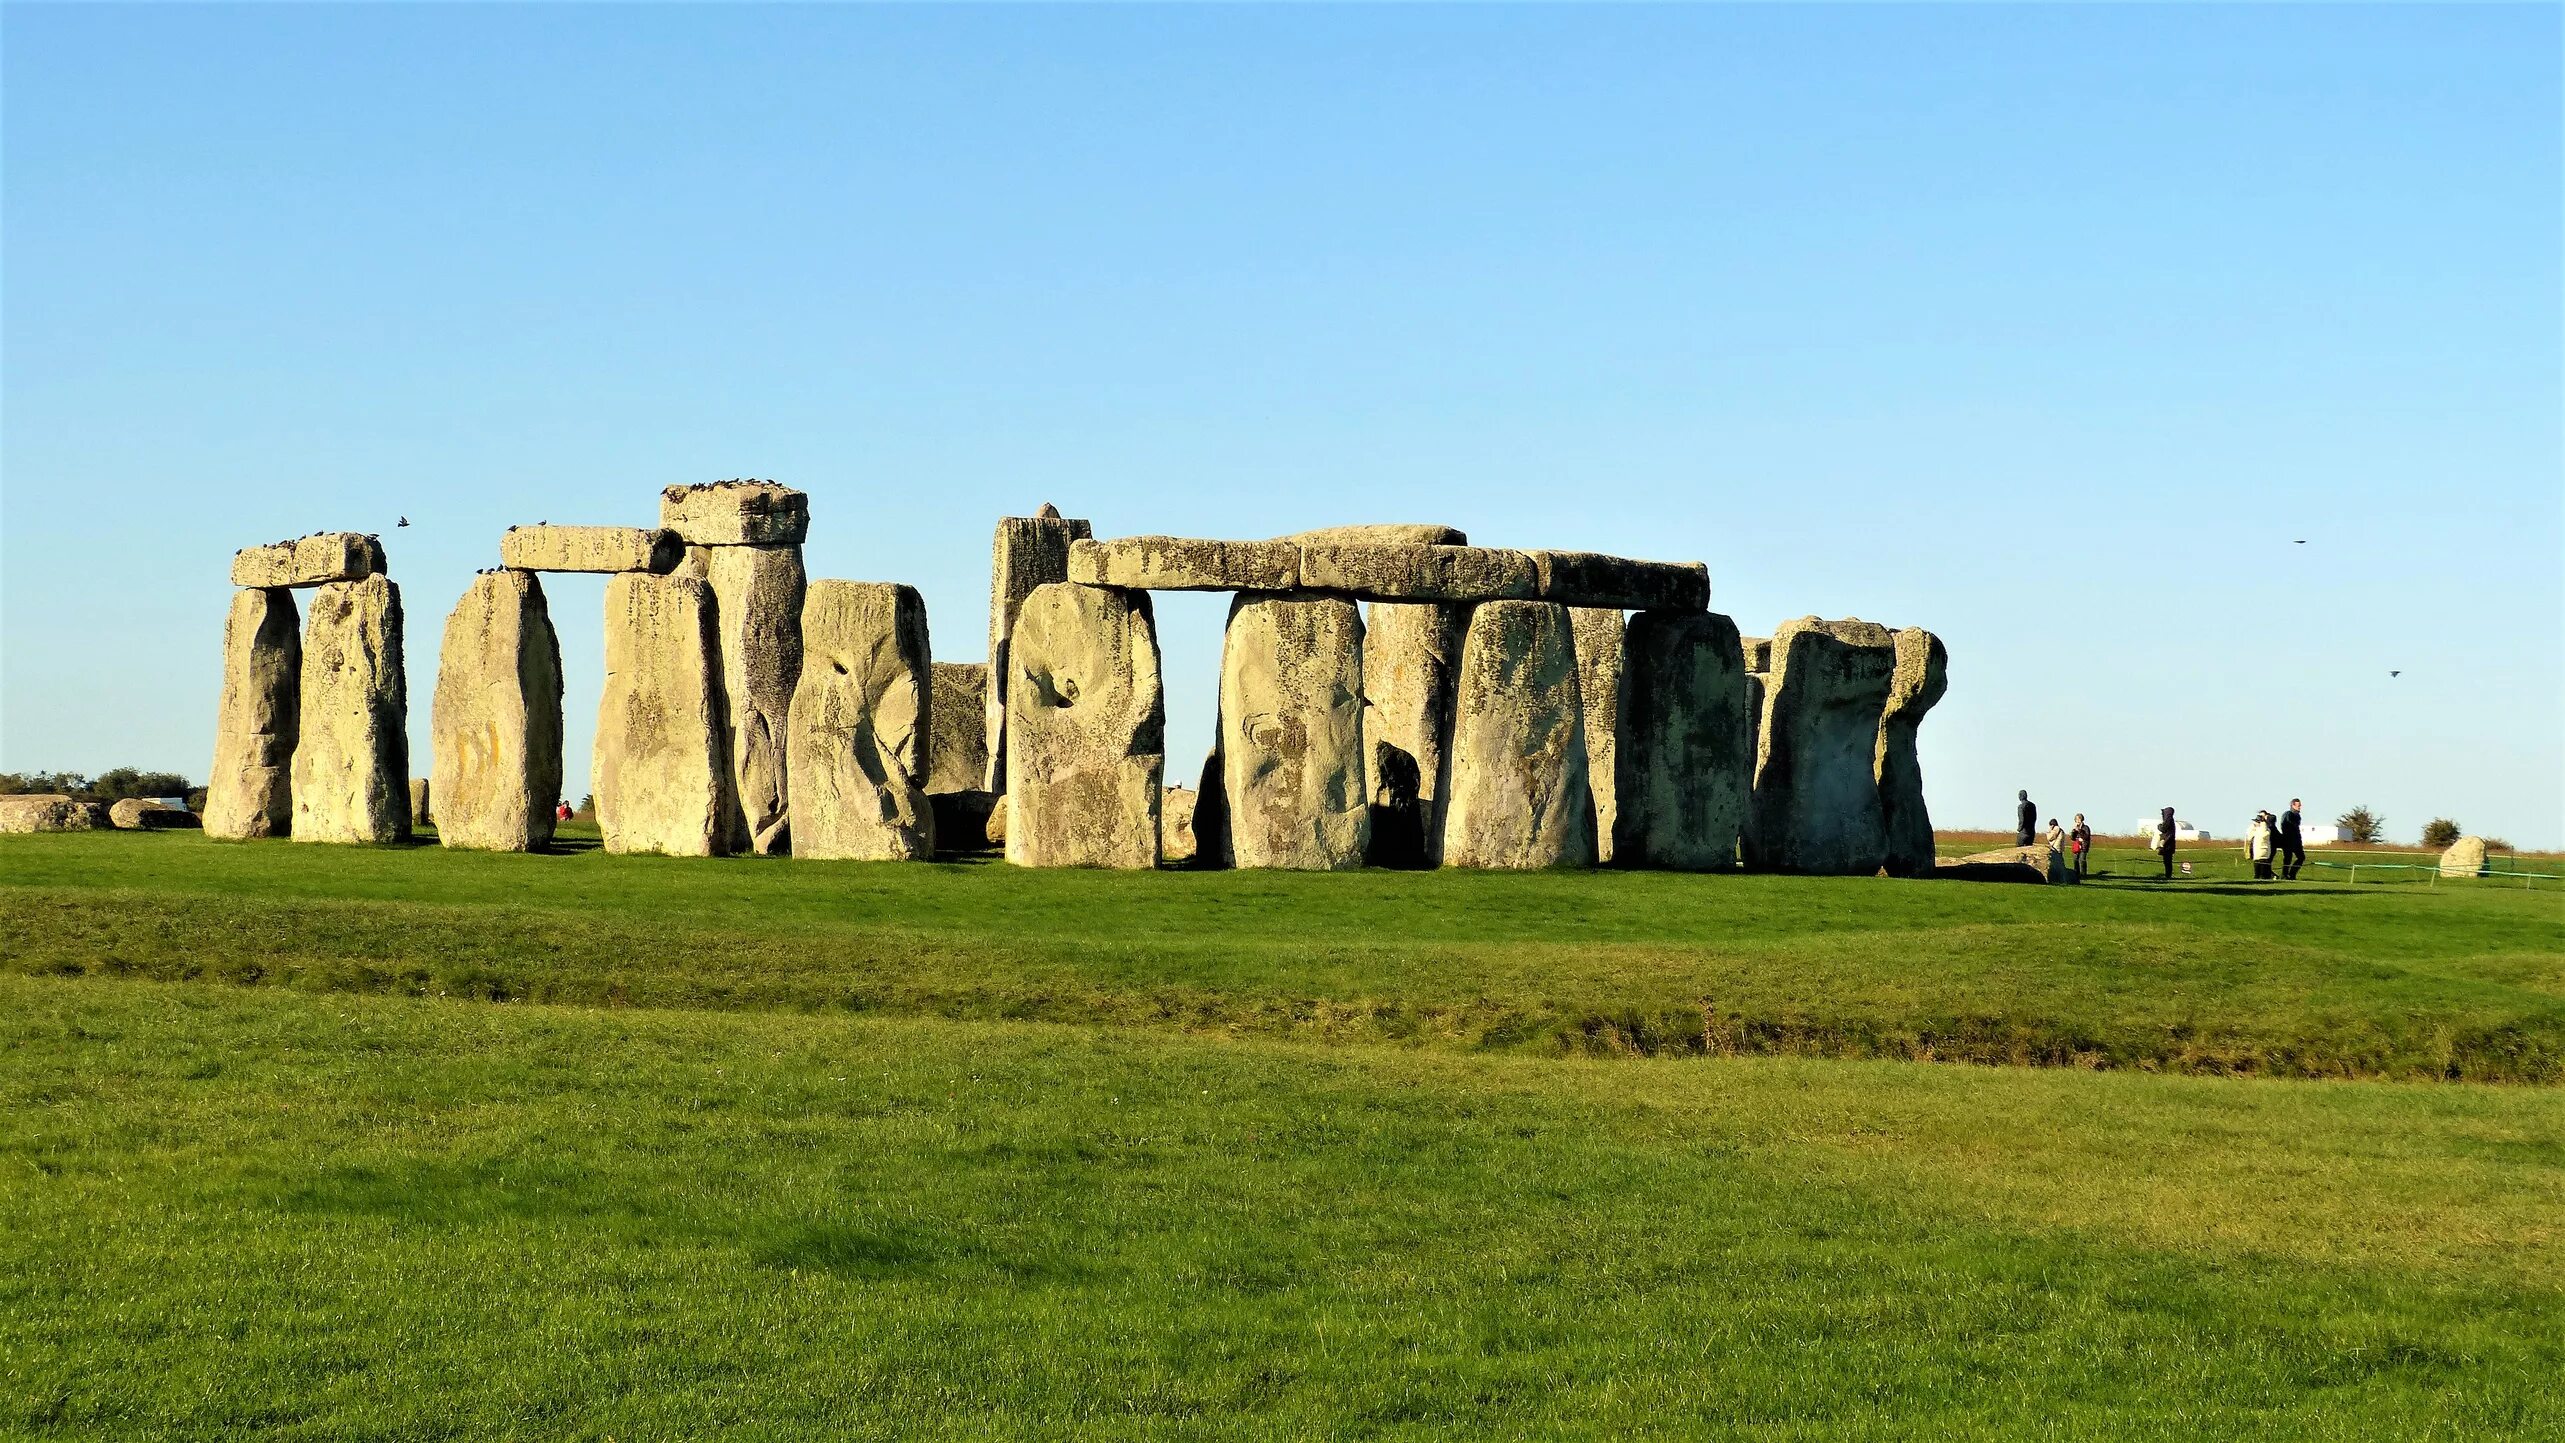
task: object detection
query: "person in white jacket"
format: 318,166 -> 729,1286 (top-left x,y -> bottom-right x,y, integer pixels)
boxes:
2246,812 -> 2276,880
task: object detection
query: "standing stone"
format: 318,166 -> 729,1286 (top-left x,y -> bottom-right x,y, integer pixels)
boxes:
1190,744 -> 1231,869
594,573 -> 730,857
927,663 -> 991,795
205,587 -> 301,840
1875,627 -> 1949,877
787,581 -> 934,862
409,778 -> 433,827
291,575 -> 410,845
659,480 -> 810,546
2439,835 -> 2490,878
1738,636 -> 1774,859
1569,608 -> 1625,863
1004,582 -> 1163,869
985,507 -> 1093,792
1219,592 -> 1369,870
1613,611 -> 1751,870
683,542 -> 804,855
1437,600 -> 1595,870
1161,785 -> 1199,866
429,569 -> 564,852
1746,617 -> 1899,875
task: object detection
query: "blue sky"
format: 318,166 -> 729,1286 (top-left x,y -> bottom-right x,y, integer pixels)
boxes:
6,3 -> 2559,845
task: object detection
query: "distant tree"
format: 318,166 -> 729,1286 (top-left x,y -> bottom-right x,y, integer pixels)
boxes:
578,793 -> 595,814
88,768 -> 194,802
2336,805 -> 2385,844
2420,818 -> 2462,849
0,771 -> 91,796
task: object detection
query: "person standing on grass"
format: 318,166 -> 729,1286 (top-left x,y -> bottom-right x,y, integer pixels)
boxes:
2069,814 -> 2092,880
2247,811 -> 2276,880
2043,818 -> 2067,875
2016,790 -> 2037,846
2279,799 -> 2306,880
2155,807 -> 2178,879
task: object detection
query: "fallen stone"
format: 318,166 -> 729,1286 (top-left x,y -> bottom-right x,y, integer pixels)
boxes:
499,525 -> 682,574
292,576 -> 411,845
1613,611 -> 1752,870
927,662 -> 990,795
930,790 -> 1000,854
1161,785 -> 1199,866
1930,856 -> 2052,885
1218,592 -> 1369,870
787,581 -> 934,861
594,573 -> 730,857
2440,835 -> 2490,878
204,587 -> 301,840
1569,608 -> 1625,863
109,798 -> 200,831
429,569 -> 565,852
1004,582 -> 1164,868
1875,627 -> 1948,877
1530,552 -> 1710,612
1069,536 -> 1301,592
986,510 -> 1094,792
1298,543 -> 1537,603
1437,600 -> 1595,869
0,795 -> 110,833
1946,844 -> 2069,884
658,480 -> 808,546
1745,617 -> 1897,875
229,533 -> 386,589
683,542 -> 804,854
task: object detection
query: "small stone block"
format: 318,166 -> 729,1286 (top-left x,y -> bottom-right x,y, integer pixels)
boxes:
500,525 -> 683,574
658,480 -> 809,546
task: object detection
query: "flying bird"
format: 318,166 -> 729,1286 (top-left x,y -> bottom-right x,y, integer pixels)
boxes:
2390,670 -> 2402,677
2293,539 -> 2306,544
397,516 -> 410,528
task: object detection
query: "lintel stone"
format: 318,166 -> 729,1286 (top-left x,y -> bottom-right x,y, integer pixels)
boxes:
230,533 -> 386,589
500,525 -> 683,574
658,480 -> 809,546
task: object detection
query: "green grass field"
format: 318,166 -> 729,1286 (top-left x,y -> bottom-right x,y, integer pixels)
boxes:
3,831 -> 2560,1439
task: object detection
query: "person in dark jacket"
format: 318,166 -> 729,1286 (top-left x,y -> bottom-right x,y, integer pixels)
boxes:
2155,806 -> 2178,879
2016,790 -> 2037,846
2279,799 -> 2306,880
2069,814 -> 2093,879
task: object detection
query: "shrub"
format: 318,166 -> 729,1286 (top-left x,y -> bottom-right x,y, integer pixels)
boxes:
2336,806 -> 2385,844
2420,819 -> 2462,849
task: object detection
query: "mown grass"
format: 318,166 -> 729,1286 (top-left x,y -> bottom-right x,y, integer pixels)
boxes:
3,832 -> 2559,1080
2,975 -> 2558,1441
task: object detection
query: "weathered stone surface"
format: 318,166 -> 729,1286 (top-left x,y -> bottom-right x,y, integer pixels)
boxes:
429,569 -> 564,852
229,533 -> 385,589
683,543 -> 805,854
0,796 -> 109,833
409,778 -> 433,827
930,790 -> 1000,854
594,573 -> 730,857
205,587 -> 301,840
1738,636 -> 1773,861
109,798 -> 200,830
658,480 -> 809,546
1218,592 -> 1369,870
1004,583 -> 1164,869
1531,552 -> 1710,612
1189,745 -> 1231,869
1875,627 -> 1949,877
1613,611 -> 1752,870
1069,536 -> 1301,593
1359,599 -> 1466,866
499,525 -> 682,574
986,510 -> 1094,792
1745,617 -> 1897,875
927,663 -> 990,795
1161,785 -> 1199,866
787,581 -> 934,862
1437,601 -> 1595,870
1946,844 -> 2068,884
1569,608 -> 1625,863
1284,524 -> 1468,547
2440,835 -> 2491,878
292,576 -> 411,845
1299,543 -> 1537,603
